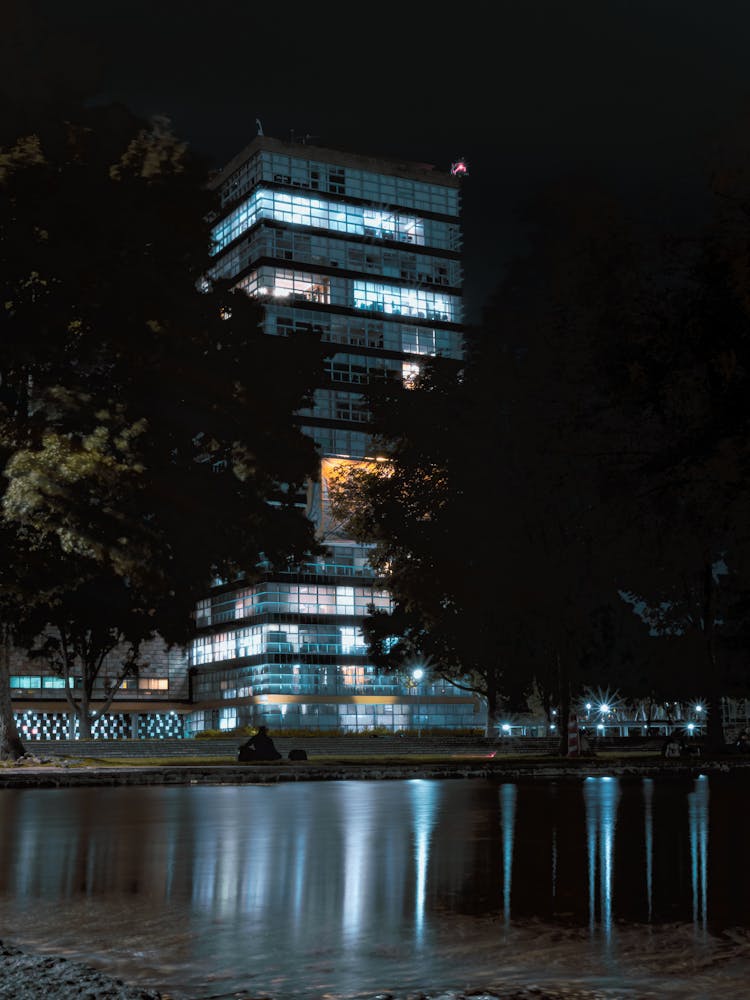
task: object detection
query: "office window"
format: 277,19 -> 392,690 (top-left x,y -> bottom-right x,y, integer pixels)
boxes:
211,188 -> 427,254
138,678 -> 169,691
42,677 -> 70,689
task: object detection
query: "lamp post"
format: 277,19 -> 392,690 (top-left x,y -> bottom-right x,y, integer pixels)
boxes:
412,667 -> 424,737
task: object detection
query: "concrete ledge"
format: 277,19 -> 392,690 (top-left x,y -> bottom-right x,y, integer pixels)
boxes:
1,757 -> 748,789
23,735 -> 668,759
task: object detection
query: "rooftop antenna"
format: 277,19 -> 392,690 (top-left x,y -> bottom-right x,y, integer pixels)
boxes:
255,118 -> 264,136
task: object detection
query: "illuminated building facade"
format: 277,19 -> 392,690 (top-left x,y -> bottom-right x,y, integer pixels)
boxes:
6,635 -> 190,739
187,133 -> 481,732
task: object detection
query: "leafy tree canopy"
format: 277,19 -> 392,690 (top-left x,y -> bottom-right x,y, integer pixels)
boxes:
0,103 -> 326,741
0,103 -> 324,617
336,173 -> 750,747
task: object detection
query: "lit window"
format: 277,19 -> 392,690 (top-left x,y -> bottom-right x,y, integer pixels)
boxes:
138,678 -> 169,691
402,361 -> 420,387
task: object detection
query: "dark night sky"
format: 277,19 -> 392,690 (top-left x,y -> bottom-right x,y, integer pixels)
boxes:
6,1 -> 750,323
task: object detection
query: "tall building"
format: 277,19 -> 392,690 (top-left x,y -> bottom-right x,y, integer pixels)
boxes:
5,133 -> 482,740
187,132 -> 481,733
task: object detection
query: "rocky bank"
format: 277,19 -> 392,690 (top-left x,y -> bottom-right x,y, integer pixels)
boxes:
0,940 -> 654,1000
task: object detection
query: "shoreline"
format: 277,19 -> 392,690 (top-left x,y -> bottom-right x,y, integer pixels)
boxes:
0,934 -> 655,1000
1,754 -> 749,788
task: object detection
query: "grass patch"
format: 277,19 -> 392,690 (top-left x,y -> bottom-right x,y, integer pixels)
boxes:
77,751 -> 665,768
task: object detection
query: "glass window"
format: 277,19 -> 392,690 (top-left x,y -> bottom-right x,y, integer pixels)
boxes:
211,188 -> 427,254
42,677 -> 67,689
138,678 -> 169,691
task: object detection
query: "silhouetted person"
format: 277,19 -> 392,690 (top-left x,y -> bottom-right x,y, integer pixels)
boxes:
238,726 -> 282,762
662,736 -> 682,758
735,730 -> 749,754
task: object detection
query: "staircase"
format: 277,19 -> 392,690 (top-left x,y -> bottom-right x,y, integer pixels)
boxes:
26,734 -> 661,760
28,735 -> 552,759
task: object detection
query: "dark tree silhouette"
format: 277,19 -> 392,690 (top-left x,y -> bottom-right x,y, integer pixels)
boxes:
0,104 -> 324,740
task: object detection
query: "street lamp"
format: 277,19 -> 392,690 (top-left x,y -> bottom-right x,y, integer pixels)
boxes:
412,667 -> 424,737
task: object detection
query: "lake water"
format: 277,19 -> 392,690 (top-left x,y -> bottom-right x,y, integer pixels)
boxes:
0,775 -> 748,999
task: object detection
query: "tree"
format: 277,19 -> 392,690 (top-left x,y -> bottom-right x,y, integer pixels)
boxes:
0,522 -> 30,758
0,105 -> 325,741
585,149 -> 750,751
331,358 -> 532,734
334,184 -> 647,739
336,160 -> 750,752
592,246 -> 750,749
17,564 -> 161,740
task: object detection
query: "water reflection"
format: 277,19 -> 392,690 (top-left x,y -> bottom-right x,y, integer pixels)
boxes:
583,776 -> 620,940
498,783 -> 516,923
688,775 -> 709,932
643,776 -> 654,921
410,779 -> 438,944
0,776 -> 748,999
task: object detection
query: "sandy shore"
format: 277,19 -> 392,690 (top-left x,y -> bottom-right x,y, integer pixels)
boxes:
0,940 -> 650,1000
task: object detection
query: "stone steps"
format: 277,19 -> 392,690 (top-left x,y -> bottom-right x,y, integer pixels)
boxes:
25,734 -> 662,759
30,736 -> 505,759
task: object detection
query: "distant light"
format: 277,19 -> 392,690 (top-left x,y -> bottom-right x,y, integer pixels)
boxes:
450,159 -> 469,176
551,709 -> 557,716
687,723 -> 695,732
695,705 -> 703,713
412,668 -> 424,681
586,702 -> 592,710
550,724 -> 556,731
501,723 -> 510,732
597,723 -> 604,730
600,704 -> 610,714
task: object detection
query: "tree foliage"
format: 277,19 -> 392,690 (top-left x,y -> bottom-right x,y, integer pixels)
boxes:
337,168 -> 750,750
331,358 -> 532,732
588,168 -> 750,749
334,185 -> 646,739
0,104 -> 324,745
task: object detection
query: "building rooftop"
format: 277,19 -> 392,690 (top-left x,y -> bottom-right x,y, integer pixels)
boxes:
210,134 -> 460,192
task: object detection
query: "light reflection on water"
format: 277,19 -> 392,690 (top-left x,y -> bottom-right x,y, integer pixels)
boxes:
0,775 -> 748,999
583,775 -> 620,941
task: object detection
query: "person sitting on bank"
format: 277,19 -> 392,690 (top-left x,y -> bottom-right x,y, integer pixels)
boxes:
238,726 -> 282,762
